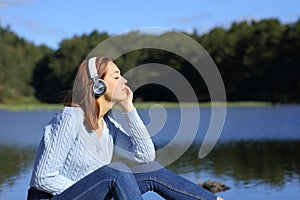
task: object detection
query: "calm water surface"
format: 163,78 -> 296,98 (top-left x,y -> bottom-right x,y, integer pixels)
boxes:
0,105 -> 300,200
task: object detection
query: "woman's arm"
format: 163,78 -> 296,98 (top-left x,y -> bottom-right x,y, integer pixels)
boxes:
30,112 -> 76,195
112,86 -> 155,162
109,108 -> 156,163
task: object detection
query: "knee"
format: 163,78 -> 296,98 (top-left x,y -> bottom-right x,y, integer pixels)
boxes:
132,161 -> 164,173
107,162 -> 138,187
107,162 -> 132,173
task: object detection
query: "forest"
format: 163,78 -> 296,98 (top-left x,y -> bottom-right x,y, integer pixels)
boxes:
0,18 -> 299,103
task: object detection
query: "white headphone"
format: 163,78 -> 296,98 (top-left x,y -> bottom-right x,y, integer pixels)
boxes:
87,57 -> 107,97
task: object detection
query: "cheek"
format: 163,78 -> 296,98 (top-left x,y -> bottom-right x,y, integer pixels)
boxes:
105,81 -> 120,96
108,80 -> 122,89
109,81 -> 119,91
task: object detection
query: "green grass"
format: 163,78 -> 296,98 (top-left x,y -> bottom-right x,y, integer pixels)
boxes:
0,97 -> 63,111
0,101 -> 273,111
0,103 -> 63,111
133,101 -> 272,108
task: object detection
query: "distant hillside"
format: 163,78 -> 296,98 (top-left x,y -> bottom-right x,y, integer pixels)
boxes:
1,18 -> 299,103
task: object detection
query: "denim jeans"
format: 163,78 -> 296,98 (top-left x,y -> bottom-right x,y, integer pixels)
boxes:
28,161 -> 217,200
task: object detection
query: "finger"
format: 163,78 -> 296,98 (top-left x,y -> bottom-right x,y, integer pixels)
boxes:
124,86 -> 133,95
125,86 -> 132,92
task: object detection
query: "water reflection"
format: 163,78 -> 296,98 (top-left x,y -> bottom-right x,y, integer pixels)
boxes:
168,140 -> 300,186
1,140 -> 300,198
0,146 -> 35,191
1,106 -> 299,199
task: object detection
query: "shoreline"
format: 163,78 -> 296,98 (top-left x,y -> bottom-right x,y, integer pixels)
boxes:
0,101 -> 294,111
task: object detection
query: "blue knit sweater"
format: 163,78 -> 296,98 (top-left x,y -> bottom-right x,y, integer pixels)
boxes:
29,106 -> 155,195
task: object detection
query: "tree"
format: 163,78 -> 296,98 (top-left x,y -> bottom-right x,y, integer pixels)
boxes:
0,24 -> 52,102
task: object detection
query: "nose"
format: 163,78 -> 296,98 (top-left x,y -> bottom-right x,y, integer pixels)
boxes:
123,76 -> 128,84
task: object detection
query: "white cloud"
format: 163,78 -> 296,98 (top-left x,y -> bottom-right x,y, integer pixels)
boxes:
0,0 -> 34,9
169,13 -> 211,24
2,13 -> 65,36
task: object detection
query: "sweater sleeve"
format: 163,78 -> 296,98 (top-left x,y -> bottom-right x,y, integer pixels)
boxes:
30,112 -> 77,195
111,108 -> 156,163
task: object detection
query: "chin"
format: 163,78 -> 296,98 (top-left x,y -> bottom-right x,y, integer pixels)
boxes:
112,96 -> 126,104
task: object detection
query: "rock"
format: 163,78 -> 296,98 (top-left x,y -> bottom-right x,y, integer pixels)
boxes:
199,180 -> 230,194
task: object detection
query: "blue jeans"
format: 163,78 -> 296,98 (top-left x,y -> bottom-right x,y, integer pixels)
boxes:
132,162 -> 217,200
28,162 -> 217,200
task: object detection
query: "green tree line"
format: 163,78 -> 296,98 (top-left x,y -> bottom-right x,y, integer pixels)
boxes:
0,18 -> 299,103
0,25 -> 53,102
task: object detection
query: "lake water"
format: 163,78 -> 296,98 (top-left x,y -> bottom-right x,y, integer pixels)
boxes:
0,105 -> 300,200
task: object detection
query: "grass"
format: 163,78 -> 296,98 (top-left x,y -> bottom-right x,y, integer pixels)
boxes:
0,102 -> 63,111
134,101 -> 272,108
0,100 -> 273,111
0,97 -> 63,111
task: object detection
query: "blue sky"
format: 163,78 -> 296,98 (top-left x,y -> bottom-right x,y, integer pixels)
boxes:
1,0 -> 299,49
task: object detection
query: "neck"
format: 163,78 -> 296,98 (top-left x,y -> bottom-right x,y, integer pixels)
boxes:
96,96 -> 114,119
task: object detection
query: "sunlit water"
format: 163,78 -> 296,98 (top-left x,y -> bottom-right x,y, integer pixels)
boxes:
0,105 -> 300,200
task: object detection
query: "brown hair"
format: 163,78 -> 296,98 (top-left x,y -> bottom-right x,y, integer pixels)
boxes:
67,56 -> 113,130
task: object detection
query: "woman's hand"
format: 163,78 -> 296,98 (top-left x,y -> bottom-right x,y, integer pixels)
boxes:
117,86 -> 134,113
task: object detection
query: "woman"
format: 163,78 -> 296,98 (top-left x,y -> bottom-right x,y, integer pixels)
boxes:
28,56 -> 224,200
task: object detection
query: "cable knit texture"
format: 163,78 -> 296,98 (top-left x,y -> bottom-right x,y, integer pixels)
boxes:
29,107 -> 155,195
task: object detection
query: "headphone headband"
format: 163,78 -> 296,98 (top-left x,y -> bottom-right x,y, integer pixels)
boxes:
88,57 -> 98,80
87,57 -> 107,97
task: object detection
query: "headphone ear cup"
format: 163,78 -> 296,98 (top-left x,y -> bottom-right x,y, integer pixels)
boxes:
93,79 -> 107,97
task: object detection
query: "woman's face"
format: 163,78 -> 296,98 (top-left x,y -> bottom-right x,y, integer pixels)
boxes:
102,61 -> 128,103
